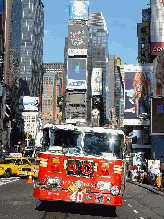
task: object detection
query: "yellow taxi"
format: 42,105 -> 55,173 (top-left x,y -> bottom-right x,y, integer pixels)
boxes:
17,158 -> 40,178
0,157 -> 31,178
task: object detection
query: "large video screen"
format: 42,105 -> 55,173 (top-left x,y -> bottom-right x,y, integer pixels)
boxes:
69,1 -> 89,20
68,24 -> 89,50
67,58 -> 87,89
151,97 -> 164,135
125,71 -> 153,119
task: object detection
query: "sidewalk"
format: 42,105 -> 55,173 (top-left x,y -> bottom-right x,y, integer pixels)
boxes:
126,178 -> 164,197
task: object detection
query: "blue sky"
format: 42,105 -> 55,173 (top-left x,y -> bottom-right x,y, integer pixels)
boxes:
41,0 -> 150,65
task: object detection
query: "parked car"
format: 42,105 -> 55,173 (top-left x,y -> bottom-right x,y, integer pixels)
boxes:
0,157 -> 31,178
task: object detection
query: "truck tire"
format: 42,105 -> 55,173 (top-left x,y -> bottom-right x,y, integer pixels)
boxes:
4,169 -> 11,178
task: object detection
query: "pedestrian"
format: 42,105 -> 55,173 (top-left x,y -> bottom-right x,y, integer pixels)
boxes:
151,172 -> 156,187
143,171 -> 148,184
131,170 -> 135,181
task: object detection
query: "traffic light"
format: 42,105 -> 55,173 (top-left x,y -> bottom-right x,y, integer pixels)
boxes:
92,97 -> 101,106
143,126 -> 150,145
27,131 -> 29,138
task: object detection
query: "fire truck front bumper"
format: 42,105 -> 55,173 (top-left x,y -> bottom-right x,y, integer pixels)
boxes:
33,188 -> 122,206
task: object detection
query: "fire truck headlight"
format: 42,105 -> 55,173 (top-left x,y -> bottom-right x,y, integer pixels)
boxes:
97,181 -> 111,190
111,186 -> 119,196
75,180 -> 83,189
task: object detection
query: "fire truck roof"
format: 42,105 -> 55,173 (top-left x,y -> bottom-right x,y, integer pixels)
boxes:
44,123 -> 124,135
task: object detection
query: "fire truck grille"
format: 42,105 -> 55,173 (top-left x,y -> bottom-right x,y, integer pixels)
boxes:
66,159 -> 94,178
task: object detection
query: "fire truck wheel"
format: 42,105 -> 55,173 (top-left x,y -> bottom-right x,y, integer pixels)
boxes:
4,169 -> 11,178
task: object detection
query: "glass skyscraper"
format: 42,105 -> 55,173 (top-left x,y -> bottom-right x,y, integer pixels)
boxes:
88,12 -> 109,125
19,0 -> 44,102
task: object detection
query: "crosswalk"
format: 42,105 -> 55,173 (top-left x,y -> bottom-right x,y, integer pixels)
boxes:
0,177 -> 20,186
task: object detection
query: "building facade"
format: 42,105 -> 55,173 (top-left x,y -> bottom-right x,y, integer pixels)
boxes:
42,62 -> 64,125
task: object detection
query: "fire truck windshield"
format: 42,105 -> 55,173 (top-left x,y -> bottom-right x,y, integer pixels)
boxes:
83,132 -> 123,159
49,129 -> 82,154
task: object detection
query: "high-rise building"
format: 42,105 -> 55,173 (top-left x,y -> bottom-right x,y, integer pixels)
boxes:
3,0 -> 22,148
19,0 -> 44,104
88,12 -> 109,126
42,62 -> 64,125
137,8 -> 151,64
108,55 -> 124,128
63,1 -> 89,124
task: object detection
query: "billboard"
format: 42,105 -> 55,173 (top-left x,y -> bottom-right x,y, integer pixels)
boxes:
67,58 -> 87,89
153,50 -> 164,96
151,42 -> 164,56
124,70 -> 153,120
69,1 -> 89,20
151,97 -> 164,135
68,49 -> 87,56
19,96 -> 39,111
92,68 -> 102,96
68,24 -> 89,50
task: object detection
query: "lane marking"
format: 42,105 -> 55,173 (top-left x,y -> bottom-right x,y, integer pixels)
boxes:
133,210 -> 138,213
140,217 -> 144,219
128,204 -> 132,207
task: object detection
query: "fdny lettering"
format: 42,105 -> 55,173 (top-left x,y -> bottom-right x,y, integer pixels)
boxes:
48,192 -> 59,196
63,181 -> 73,184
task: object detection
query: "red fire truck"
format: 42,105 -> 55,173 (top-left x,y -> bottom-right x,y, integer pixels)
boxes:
33,124 -> 125,207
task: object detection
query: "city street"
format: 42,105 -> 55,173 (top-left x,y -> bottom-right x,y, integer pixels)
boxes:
0,178 -> 164,218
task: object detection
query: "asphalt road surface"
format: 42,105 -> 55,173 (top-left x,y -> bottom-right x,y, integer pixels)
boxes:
0,178 -> 164,219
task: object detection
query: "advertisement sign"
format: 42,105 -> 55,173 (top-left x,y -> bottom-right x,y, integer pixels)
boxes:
124,71 -> 153,120
92,68 -> 102,95
151,97 -> 164,135
154,50 -> 164,96
148,160 -> 160,175
151,42 -> 164,56
67,58 -> 87,89
69,1 -> 89,20
68,24 -> 89,50
19,96 -> 39,111
133,153 -> 144,166
68,49 -> 87,56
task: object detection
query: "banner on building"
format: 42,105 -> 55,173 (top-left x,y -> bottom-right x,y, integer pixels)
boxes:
151,97 -> 164,135
92,68 -> 102,95
153,50 -> 164,96
68,24 -> 89,50
124,70 -> 153,122
19,96 -> 39,111
69,1 -> 89,20
67,58 -> 87,89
